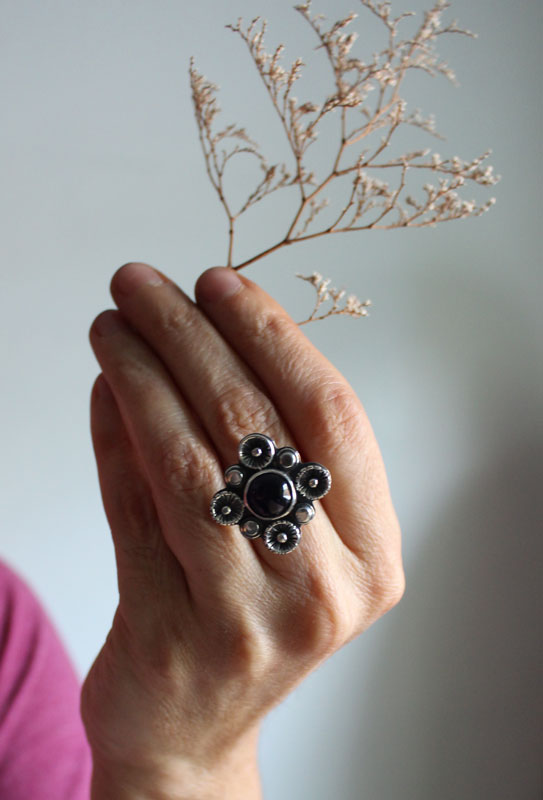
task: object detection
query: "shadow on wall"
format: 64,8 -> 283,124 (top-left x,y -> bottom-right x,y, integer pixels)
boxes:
349,439 -> 542,800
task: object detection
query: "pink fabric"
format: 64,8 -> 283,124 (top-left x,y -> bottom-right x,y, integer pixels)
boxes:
0,560 -> 91,799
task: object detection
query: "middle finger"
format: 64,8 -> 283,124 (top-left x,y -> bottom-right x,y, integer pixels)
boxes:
110,262 -> 292,465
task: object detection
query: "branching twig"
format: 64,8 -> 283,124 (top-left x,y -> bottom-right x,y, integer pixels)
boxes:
190,1 -> 499,322
296,272 -> 372,324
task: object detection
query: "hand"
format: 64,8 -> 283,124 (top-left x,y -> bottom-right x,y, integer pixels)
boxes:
83,263 -> 404,799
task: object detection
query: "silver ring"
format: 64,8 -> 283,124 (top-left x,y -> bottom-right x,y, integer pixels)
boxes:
210,433 -> 331,554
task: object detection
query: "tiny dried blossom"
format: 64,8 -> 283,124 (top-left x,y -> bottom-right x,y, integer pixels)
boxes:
296,272 -> 372,324
190,1 -> 499,324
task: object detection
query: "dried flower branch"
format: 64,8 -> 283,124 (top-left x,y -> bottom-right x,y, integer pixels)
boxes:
190,0 -> 499,323
296,272 -> 372,324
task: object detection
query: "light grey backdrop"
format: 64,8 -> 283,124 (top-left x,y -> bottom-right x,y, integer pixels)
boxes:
1,1 -> 541,798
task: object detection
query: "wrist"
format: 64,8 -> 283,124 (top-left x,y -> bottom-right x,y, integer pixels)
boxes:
89,728 -> 262,800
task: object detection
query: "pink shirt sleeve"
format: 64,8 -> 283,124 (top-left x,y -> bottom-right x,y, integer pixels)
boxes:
0,560 -> 92,799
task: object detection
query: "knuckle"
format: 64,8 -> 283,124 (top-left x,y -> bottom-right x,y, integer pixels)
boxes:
285,569 -> 355,659
211,384 -> 279,441
367,552 -> 406,616
309,379 -> 366,451
158,302 -> 195,339
251,308 -> 291,344
210,612 -> 270,684
310,584 -> 354,656
347,510 -> 406,619
153,430 -> 218,496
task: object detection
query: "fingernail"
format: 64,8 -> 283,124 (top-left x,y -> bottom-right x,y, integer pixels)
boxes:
114,262 -> 164,296
195,267 -> 243,304
94,310 -> 124,337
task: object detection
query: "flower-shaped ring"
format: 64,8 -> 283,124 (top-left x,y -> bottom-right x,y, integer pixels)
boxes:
210,433 -> 332,554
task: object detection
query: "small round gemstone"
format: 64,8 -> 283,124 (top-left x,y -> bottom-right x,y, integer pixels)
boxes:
225,466 -> 243,487
221,505 -> 231,516
252,447 -> 263,457
277,532 -> 288,543
245,470 -> 295,520
277,447 -> 299,469
309,478 -> 319,488
240,519 -> 260,539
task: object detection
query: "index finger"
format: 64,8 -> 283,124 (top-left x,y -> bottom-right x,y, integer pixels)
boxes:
195,267 -> 401,563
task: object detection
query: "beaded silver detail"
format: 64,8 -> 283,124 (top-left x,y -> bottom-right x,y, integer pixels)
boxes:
295,464 -> 332,501
210,490 -> 244,525
263,520 -> 301,555
238,433 -> 275,470
294,503 -> 315,524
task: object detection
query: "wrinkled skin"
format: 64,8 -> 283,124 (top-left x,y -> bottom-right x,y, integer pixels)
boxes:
82,264 -> 405,799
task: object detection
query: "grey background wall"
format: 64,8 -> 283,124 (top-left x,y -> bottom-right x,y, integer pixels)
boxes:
1,1 -> 541,797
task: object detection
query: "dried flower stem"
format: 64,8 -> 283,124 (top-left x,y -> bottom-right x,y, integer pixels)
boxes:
296,272 -> 372,324
190,0 -> 499,322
